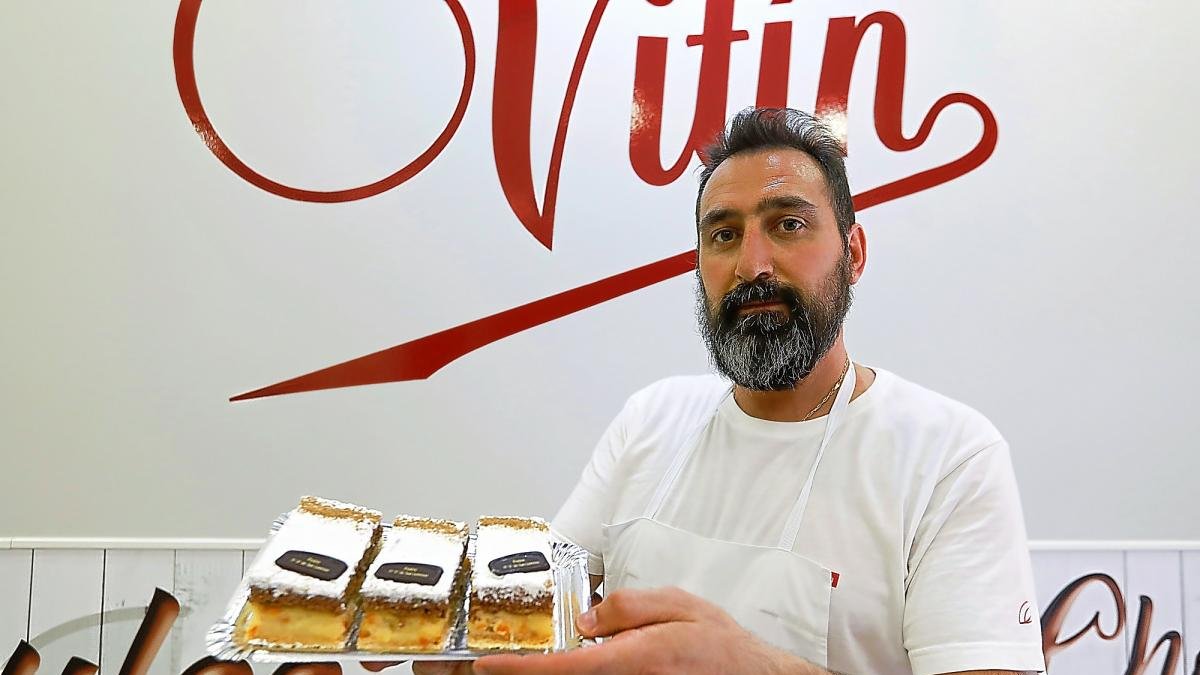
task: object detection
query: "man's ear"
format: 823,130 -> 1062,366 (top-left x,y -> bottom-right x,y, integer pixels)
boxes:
847,222 -> 867,284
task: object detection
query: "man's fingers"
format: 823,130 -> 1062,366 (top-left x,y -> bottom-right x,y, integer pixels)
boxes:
473,642 -> 619,675
411,661 -> 474,675
360,662 -> 406,672
577,587 -> 707,638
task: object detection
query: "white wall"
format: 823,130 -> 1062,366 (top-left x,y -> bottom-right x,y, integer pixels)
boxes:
1,1 -> 1198,542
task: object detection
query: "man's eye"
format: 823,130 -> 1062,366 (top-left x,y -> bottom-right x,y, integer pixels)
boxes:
712,229 -> 736,244
779,217 -> 806,233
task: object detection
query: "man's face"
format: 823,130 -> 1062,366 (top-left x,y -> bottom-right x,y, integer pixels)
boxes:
695,148 -> 858,390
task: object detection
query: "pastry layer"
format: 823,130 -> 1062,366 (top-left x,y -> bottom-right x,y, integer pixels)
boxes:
242,600 -> 355,650
358,607 -> 453,653
465,607 -> 555,650
238,496 -> 382,650
469,516 -> 555,649
357,516 -> 470,651
299,496 -> 383,523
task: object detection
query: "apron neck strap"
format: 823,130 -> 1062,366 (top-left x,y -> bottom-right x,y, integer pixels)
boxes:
642,386 -> 732,518
777,361 -> 856,550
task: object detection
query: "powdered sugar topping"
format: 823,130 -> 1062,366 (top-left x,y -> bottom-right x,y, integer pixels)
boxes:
361,522 -> 467,602
246,508 -> 378,601
472,518 -> 554,603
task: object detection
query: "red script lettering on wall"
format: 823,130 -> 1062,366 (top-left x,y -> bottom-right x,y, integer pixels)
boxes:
170,2 -> 998,400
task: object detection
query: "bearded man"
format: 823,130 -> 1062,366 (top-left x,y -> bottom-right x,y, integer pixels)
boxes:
425,108 -> 1046,675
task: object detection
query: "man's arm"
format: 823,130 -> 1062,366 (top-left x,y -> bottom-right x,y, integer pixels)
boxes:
471,587 -> 1035,675
902,441 -> 1045,675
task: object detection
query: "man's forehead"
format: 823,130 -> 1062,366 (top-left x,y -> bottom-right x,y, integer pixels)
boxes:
700,148 -> 830,213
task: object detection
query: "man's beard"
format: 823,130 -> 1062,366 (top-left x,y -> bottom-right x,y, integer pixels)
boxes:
696,256 -> 853,391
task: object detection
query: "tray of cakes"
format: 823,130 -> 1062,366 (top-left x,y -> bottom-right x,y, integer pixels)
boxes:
206,496 -> 592,662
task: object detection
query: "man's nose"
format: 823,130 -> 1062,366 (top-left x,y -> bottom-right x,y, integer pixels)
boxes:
735,227 -> 774,282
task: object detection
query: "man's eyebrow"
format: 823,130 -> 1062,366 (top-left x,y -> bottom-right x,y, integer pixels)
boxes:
698,207 -> 736,232
755,195 -> 819,216
699,195 -> 819,231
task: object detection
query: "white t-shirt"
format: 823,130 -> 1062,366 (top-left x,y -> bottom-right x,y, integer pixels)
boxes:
552,368 -> 1046,675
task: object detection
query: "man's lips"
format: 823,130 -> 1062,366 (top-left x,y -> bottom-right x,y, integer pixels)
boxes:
737,300 -> 787,313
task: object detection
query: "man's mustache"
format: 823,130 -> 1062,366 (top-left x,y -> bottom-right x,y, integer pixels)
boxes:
719,279 -> 800,314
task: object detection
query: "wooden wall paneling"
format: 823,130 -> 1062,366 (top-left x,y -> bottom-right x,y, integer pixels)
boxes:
0,550 -> 33,649
99,550 -> 175,675
1179,551 -> 1199,675
1,544 -> 1194,675
169,550 -> 242,674
27,550 -> 104,672
1031,550 -> 1127,675
1123,551 -> 1186,675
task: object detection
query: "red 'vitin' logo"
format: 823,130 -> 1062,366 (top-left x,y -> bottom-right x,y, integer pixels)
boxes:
172,1 -> 998,401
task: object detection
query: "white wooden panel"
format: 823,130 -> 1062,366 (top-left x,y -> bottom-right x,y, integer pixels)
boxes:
0,550 -> 33,646
99,550 -> 174,675
169,550 -> 242,674
1179,551 -> 1199,675
1031,550 -> 1126,675
1124,551 -> 1186,675
28,549 -> 104,671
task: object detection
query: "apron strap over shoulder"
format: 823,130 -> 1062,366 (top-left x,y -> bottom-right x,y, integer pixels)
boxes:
643,386 -> 733,519
777,363 -> 856,551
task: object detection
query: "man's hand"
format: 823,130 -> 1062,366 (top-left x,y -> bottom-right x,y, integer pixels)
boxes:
412,662 -> 474,675
362,661 -> 474,674
473,587 -> 819,675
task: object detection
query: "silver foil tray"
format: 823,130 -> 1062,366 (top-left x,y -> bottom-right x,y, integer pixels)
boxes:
206,513 -> 591,663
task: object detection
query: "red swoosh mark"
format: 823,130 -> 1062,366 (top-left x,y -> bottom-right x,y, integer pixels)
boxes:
232,105 -> 997,401
231,251 -> 697,400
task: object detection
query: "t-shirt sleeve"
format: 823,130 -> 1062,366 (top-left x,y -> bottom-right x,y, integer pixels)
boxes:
550,397 -> 633,577
903,440 -> 1047,675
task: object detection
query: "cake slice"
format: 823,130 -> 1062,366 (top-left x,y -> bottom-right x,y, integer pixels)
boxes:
467,516 -> 555,650
239,496 -> 383,650
357,516 -> 471,652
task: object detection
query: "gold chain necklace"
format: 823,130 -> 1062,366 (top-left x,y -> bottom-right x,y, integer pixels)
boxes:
801,359 -> 851,422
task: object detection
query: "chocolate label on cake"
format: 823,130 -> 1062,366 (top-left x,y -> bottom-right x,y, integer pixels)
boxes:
488,551 -> 550,576
275,550 -> 348,581
375,562 -> 444,586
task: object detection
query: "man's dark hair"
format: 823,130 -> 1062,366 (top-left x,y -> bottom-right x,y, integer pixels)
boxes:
696,107 -> 854,247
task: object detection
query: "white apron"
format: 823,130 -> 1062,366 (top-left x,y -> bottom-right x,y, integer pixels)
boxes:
602,364 -> 856,668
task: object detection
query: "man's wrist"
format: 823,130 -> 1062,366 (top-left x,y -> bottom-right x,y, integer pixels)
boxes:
750,638 -> 834,675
